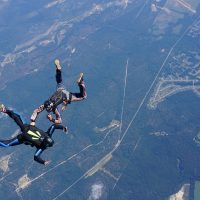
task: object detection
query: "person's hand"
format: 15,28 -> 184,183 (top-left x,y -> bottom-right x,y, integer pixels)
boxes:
44,160 -> 51,166
47,114 -> 53,121
61,105 -> 66,112
61,102 -> 67,112
30,121 -> 35,126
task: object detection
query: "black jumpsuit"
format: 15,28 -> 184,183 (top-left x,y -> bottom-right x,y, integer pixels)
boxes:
0,109 -> 66,164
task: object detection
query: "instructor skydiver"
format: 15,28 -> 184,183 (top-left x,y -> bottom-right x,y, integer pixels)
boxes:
0,104 -> 67,165
30,59 -> 87,125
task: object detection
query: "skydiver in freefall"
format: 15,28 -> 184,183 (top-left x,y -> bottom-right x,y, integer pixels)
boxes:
30,59 -> 87,126
0,104 -> 67,165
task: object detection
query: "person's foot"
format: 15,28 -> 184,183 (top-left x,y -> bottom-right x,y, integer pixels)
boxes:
63,127 -> 68,133
77,72 -> 84,84
55,59 -> 61,70
0,104 -> 6,113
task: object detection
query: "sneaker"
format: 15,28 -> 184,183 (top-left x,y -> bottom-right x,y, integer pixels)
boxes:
0,104 -> 6,113
55,59 -> 61,70
77,72 -> 84,84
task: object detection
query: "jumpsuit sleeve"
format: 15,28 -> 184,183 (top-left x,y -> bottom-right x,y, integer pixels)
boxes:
31,105 -> 45,123
34,148 -> 46,165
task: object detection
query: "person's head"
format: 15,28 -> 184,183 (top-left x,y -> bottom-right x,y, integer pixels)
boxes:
44,136 -> 54,148
44,100 -> 53,112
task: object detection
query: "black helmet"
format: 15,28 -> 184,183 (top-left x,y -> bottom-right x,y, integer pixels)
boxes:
44,100 -> 53,112
44,137 -> 54,147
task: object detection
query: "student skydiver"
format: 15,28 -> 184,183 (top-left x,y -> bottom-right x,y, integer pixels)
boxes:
30,59 -> 87,125
0,104 -> 67,165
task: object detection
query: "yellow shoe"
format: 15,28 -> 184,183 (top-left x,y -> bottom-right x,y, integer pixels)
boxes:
55,59 -> 61,70
77,73 -> 84,84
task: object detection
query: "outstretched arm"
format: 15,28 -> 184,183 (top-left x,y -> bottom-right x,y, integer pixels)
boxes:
30,105 -> 45,126
46,124 -> 67,137
34,148 -> 50,165
47,109 -> 62,124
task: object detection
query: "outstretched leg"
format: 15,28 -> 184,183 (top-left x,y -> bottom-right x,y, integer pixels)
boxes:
0,135 -> 22,147
55,59 -> 64,90
70,73 -> 87,102
46,124 -> 67,137
0,104 -> 25,131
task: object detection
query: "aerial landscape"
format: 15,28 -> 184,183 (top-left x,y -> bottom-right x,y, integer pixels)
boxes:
0,0 -> 199,199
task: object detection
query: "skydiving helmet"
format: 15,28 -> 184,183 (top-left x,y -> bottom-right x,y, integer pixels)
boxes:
44,100 -> 54,112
